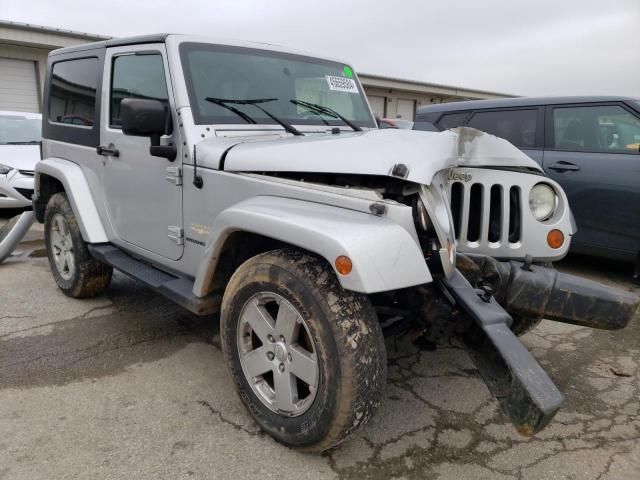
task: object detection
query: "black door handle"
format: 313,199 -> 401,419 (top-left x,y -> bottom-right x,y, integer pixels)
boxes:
547,161 -> 580,172
96,144 -> 120,157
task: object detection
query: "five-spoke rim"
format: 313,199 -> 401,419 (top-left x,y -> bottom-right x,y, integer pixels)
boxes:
237,292 -> 319,417
50,213 -> 74,281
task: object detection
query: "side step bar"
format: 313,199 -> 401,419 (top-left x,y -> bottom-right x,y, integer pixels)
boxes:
441,271 -> 565,436
88,244 -> 221,316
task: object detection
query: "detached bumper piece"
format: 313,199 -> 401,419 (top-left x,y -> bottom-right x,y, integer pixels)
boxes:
441,271 -> 564,435
457,254 -> 640,331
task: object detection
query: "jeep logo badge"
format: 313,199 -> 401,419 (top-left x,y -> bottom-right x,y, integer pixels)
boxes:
448,171 -> 473,183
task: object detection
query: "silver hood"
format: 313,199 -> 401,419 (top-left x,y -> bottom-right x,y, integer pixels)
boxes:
196,127 -> 542,185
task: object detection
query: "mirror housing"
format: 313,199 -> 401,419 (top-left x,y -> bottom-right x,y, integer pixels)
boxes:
121,98 -> 167,137
120,98 -> 176,161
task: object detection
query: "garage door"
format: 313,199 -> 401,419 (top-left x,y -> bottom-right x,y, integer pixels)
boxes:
368,95 -> 386,118
0,58 -> 40,113
396,98 -> 415,120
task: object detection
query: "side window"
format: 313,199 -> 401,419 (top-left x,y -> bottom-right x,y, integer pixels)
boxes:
436,112 -> 469,130
467,109 -> 538,148
110,54 -> 169,128
553,105 -> 640,154
49,57 -> 99,126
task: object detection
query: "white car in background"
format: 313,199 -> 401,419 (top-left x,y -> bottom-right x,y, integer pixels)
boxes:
0,111 -> 41,209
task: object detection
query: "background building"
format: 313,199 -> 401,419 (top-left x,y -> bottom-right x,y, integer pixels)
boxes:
0,20 -> 511,117
0,20 -> 106,113
359,73 -> 512,120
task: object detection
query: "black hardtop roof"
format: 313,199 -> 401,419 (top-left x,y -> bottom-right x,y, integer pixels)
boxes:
49,34 -> 170,56
417,96 -> 640,115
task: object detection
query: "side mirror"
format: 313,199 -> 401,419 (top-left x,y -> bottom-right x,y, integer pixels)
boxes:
121,98 -> 167,136
120,98 -> 176,161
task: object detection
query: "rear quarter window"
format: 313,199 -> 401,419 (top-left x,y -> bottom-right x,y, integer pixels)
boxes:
49,57 -> 99,127
436,112 -> 469,130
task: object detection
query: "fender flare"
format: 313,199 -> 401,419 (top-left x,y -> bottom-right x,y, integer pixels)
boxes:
35,158 -> 108,243
193,196 -> 432,296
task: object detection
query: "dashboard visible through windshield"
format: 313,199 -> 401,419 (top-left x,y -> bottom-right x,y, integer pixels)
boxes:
179,42 -> 376,128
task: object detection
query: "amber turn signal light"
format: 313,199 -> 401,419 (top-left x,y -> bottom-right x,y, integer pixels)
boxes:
335,256 -> 353,275
547,229 -> 564,249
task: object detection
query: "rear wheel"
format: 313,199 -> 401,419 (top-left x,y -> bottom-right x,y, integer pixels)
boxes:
44,193 -> 112,298
221,249 -> 386,451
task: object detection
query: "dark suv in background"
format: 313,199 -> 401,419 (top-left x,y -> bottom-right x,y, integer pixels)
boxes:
416,97 -> 640,277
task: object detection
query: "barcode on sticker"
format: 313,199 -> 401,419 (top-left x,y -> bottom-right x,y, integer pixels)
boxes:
326,75 -> 358,93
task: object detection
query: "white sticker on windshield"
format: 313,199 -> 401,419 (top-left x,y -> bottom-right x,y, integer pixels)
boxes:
326,75 -> 359,93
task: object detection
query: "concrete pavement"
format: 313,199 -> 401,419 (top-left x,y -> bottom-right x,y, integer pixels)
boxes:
1,216 -> 638,479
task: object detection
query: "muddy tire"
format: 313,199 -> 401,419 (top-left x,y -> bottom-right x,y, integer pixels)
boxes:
44,192 -> 112,298
511,316 -> 542,336
220,248 -> 386,451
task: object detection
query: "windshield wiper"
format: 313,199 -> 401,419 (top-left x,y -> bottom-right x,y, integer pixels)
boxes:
205,97 -> 303,136
205,98 -> 257,124
3,141 -> 41,145
290,100 -> 362,132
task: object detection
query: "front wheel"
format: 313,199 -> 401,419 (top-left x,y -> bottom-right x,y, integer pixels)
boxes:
221,249 -> 386,451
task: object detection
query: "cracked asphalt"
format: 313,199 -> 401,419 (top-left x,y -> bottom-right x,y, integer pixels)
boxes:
1,215 -> 639,479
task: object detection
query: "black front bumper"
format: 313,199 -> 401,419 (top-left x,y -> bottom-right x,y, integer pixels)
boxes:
441,258 -> 639,436
441,271 -> 564,435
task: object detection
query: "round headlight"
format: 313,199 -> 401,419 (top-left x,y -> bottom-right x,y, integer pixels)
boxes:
529,183 -> 557,221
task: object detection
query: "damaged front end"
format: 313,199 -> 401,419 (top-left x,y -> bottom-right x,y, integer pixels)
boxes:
394,254 -> 640,437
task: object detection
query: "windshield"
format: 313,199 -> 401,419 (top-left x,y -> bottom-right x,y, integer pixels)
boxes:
0,115 -> 41,144
180,42 -> 376,128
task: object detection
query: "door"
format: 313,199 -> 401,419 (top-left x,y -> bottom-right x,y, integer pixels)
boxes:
543,103 -> 640,255
99,45 -> 183,260
396,98 -> 415,120
368,95 -> 386,118
0,58 -> 40,113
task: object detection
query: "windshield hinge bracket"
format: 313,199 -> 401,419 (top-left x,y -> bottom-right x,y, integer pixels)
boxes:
168,226 -> 184,245
165,166 -> 182,186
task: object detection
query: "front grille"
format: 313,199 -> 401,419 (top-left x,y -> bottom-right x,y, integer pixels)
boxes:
15,188 -> 34,200
450,181 -> 522,245
18,169 -> 35,176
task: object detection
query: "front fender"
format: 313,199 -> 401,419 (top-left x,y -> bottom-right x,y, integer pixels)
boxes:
35,158 -> 108,243
193,196 -> 432,296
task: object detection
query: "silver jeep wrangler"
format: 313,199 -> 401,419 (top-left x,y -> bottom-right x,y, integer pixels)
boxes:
32,34 -> 638,451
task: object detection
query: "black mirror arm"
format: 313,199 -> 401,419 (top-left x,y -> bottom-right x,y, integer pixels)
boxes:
149,133 -> 177,161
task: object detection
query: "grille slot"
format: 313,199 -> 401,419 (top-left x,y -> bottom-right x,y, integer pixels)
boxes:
449,180 -> 522,246
450,182 -> 463,239
467,184 -> 483,242
509,186 -> 522,243
488,185 -> 502,243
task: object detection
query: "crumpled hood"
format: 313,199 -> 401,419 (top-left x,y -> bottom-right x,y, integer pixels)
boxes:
196,127 -> 542,185
0,144 -> 40,170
